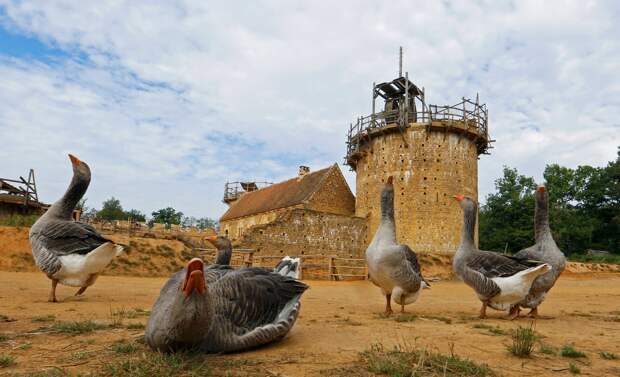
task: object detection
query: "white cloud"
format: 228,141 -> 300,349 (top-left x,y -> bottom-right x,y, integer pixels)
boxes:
0,0 -> 619,218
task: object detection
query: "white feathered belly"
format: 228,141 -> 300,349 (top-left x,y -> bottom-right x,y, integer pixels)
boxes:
488,276 -> 536,310
53,242 -> 122,287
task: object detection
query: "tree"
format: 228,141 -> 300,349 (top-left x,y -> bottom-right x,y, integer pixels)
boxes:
125,209 -> 146,222
479,166 -> 536,253
197,217 -> 218,230
151,207 -> 184,225
98,197 -> 125,221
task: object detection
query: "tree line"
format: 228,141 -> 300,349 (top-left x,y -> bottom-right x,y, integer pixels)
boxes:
79,197 -> 217,230
479,147 -> 619,256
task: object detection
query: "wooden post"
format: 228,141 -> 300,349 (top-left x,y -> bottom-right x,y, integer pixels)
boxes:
298,257 -> 303,280
328,256 -> 334,281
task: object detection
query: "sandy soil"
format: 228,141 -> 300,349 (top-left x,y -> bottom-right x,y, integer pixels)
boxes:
1,271 -> 619,376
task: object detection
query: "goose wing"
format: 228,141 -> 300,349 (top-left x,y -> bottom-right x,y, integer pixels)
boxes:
209,268 -> 307,351
32,220 -> 110,256
386,245 -> 424,292
467,251 -> 537,278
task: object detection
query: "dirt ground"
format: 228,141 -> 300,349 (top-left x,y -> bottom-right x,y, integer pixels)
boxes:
1,271 -> 619,376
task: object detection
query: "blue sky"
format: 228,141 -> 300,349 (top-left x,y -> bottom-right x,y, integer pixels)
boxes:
1,1 -> 619,220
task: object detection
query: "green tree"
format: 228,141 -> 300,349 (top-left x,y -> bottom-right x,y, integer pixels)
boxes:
197,217 -> 217,230
124,209 -> 146,222
98,197 -> 125,221
479,166 -> 536,253
151,207 -> 184,225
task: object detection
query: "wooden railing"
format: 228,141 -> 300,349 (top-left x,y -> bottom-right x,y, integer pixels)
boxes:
195,249 -> 367,281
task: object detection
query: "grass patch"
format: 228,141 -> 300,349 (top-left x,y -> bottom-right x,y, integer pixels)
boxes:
111,342 -> 138,354
423,315 -> 452,324
569,253 -> 620,265
0,353 -> 15,368
17,343 -> 32,350
126,322 -> 145,330
32,314 -> 56,323
361,343 -> 496,377
0,334 -> 9,343
539,343 -> 557,355
394,314 -> 418,323
51,320 -> 107,335
102,351 -> 209,376
0,214 -> 39,227
507,324 -> 536,357
472,324 -> 506,336
600,351 -> 618,360
561,345 -> 586,358
568,362 -> 581,374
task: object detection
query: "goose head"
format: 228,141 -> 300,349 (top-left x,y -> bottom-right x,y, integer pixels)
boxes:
68,154 -> 91,183
453,194 -> 477,212
535,185 -> 548,207
165,258 -> 212,350
206,236 -> 233,265
206,235 -> 232,251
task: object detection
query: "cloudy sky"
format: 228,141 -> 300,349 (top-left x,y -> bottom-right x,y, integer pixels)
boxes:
1,1 -> 618,219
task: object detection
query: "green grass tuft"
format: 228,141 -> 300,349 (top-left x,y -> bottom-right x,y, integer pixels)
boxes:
507,324 -> 536,357
539,343 -> 557,355
102,351 -> 210,376
126,322 -> 145,330
394,314 -> 418,322
600,351 -> 617,360
361,343 -> 496,377
51,320 -> 107,335
561,345 -> 586,358
17,343 -> 32,350
0,353 -> 15,368
32,314 -> 56,323
568,362 -> 581,374
0,214 -> 39,227
111,342 -> 138,354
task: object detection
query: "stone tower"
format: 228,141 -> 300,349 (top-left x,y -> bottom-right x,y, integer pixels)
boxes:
345,55 -> 491,254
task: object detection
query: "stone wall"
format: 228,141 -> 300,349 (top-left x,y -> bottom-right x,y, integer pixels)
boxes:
306,164 -> 356,216
235,209 -> 367,258
354,121 -> 479,254
220,204 -> 304,242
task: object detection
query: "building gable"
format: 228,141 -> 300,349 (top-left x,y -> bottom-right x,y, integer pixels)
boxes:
305,164 -> 356,216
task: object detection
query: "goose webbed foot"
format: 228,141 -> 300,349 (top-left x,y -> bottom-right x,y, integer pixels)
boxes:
75,286 -> 88,296
526,307 -> 538,318
48,279 -> 58,303
479,302 -> 488,319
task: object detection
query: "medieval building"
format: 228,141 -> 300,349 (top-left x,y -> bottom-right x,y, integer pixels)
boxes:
345,51 -> 491,254
219,164 -> 366,257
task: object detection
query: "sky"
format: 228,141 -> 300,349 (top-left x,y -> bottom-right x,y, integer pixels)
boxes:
1,1 -> 619,220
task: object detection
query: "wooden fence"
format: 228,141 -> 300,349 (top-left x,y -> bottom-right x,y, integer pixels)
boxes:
195,249 -> 368,281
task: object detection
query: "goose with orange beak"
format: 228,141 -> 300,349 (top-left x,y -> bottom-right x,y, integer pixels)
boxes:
29,154 -> 124,302
510,185 -> 566,318
205,235 -> 232,265
145,257 -> 308,353
452,194 -> 551,319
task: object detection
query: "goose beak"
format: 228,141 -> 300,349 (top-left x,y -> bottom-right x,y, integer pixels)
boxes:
453,194 -> 465,201
68,154 -> 81,166
537,186 -> 546,193
182,258 -> 205,297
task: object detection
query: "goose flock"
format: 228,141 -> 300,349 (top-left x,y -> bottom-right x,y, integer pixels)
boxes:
28,154 -> 566,354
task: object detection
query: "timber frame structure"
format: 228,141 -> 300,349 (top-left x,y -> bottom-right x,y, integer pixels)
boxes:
345,51 -> 492,170
0,169 -> 41,207
223,181 -> 273,204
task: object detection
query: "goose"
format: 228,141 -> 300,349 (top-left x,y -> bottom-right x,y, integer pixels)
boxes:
365,177 -> 429,315
29,154 -> 124,302
145,257 -> 308,353
274,256 -> 301,279
511,185 -> 566,318
453,195 -> 551,319
205,235 -> 232,265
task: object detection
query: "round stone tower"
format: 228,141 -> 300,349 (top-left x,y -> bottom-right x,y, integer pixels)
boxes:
346,70 -> 491,254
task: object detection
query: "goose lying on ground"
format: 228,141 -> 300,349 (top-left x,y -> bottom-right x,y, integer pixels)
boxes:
511,185 -> 566,318
29,154 -> 124,302
145,257 -> 308,353
453,195 -> 551,319
366,177 -> 429,315
205,235 -> 232,265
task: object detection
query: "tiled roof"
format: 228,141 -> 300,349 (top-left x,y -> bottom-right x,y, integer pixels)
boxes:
220,166 -> 333,221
